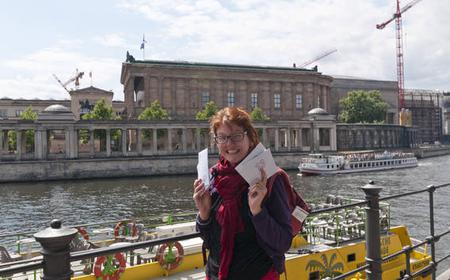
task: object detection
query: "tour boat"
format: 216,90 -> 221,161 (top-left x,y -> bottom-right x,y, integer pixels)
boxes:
0,198 -> 434,280
299,151 -> 418,175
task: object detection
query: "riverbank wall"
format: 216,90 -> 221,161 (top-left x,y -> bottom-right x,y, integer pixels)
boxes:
2,146 -> 450,183
0,152 -> 301,183
413,145 -> 450,159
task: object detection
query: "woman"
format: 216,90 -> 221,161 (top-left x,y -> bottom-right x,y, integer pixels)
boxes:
193,107 -> 292,280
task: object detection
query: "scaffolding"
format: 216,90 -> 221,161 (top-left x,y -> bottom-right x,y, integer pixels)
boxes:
404,89 -> 443,143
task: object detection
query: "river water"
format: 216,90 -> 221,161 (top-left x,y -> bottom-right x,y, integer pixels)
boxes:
1,155 -> 450,268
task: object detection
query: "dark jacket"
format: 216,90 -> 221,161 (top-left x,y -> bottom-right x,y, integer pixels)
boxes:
196,175 -> 293,280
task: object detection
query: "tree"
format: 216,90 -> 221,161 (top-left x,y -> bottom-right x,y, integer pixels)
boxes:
250,107 -> 270,121
138,100 -> 169,120
195,101 -> 218,120
8,106 -> 37,151
338,90 -> 388,123
81,99 -> 117,121
138,100 -> 170,139
81,99 -> 119,148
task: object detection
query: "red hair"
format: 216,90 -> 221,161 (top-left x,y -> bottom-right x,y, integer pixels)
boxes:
210,107 -> 259,150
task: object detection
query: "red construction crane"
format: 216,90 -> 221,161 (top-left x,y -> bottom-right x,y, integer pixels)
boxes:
297,48 -> 337,69
377,0 -> 423,111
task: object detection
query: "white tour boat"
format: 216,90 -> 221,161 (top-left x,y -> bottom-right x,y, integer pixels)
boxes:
299,151 -> 418,175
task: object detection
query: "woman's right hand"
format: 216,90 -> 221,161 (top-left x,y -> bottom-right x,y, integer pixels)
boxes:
193,179 -> 212,221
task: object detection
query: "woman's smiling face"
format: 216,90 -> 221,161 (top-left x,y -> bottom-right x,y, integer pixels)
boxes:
215,123 -> 250,164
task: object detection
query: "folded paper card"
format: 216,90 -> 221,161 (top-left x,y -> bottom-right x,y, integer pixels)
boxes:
235,145 -> 278,185
197,148 -> 210,188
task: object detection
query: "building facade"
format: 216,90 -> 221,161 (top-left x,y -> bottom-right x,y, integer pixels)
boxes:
330,76 -> 398,124
0,87 -> 124,120
120,58 -> 333,120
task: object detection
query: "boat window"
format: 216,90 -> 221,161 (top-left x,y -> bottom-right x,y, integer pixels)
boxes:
309,271 -> 320,280
347,253 -> 356,262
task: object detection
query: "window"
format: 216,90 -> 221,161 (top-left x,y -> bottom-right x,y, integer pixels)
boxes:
201,91 -> 210,107
296,94 -> 303,109
227,92 -> 235,107
15,110 -> 24,117
274,93 -> 281,109
251,93 -> 258,108
0,109 -> 7,117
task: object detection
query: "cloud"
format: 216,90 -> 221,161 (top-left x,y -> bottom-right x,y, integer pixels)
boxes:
94,33 -> 128,48
1,44 -> 123,100
119,0 -> 449,91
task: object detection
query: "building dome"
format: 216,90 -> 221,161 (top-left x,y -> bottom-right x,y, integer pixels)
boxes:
43,104 -> 71,113
307,107 -> 329,116
38,104 -> 75,121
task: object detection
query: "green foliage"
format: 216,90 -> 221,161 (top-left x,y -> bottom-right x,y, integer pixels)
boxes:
250,107 -> 270,121
21,106 -> 38,120
81,99 -> 117,120
81,99 -> 118,149
195,101 -> 218,120
138,100 -> 169,120
138,100 -> 169,139
8,106 -> 37,151
338,90 -> 388,123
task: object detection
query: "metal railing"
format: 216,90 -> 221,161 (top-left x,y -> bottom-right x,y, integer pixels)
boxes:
1,182 -> 450,280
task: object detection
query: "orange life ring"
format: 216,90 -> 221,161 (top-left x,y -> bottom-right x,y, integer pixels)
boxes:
94,253 -> 126,280
76,227 -> 90,241
114,221 -> 137,238
156,241 -> 184,271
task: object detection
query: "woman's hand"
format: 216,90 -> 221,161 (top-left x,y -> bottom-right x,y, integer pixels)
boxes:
248,168 -> 268,215
193,179 -> 212,221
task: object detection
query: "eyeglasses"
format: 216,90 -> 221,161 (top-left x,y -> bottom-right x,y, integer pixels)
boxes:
214,131 -> 247,144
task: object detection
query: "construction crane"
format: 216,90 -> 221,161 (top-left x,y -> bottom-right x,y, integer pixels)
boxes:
52,69 -> 85,93
297,48 -> 337,69
377,0 -> 423,111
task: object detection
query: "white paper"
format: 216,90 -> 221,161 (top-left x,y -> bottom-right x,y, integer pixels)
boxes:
292,206 -> 309,223
197,148 -> 210,188
235,147 -> 278,185
239,143 -> 265,165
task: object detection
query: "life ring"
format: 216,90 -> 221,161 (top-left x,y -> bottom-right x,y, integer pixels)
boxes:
76,227 -> 90,241
94,253 -> 126,280
156,241 -> 184,271
114,221 -> 137,238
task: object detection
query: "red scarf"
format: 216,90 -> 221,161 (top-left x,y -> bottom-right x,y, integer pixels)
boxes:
214,157 -> 249,280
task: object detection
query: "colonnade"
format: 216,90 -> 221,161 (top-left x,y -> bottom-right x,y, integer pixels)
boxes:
336,125 -> 418,150
0,120 -> 337,161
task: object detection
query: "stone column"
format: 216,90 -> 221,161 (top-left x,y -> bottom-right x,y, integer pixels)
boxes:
196,129 -> 201,152
0,129 -> 4,156
89,130 -> 95,157
136,128 -> 142,156
15,129 -> 22,161
330,127 -> 337,151
262,128 -> 268,147
106,129 -> 111,157
297,128 -> 303,150
167,129 -> 172,153
64,129 -> 70,158
153,129 -> 157,154
286,129 -> 291,151
182,128 -> 187,152
121,129 -> 127,156
274,128 -> 279,151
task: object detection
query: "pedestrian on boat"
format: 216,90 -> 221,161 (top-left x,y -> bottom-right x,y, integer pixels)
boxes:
193,107 -> 293,280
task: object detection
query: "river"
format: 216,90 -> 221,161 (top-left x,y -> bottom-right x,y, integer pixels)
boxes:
1,155 -> 450,269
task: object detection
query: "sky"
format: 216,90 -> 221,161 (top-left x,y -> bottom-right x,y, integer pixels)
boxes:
0,0 -> 448,101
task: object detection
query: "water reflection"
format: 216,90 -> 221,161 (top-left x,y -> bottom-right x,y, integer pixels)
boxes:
1,155 -> 450,267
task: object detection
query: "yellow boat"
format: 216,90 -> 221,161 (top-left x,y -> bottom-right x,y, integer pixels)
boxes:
69,225 -> 430,280
69,197 -> 432,280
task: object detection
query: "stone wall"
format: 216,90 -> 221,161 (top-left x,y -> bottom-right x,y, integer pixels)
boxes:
0,152 -> 301,183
